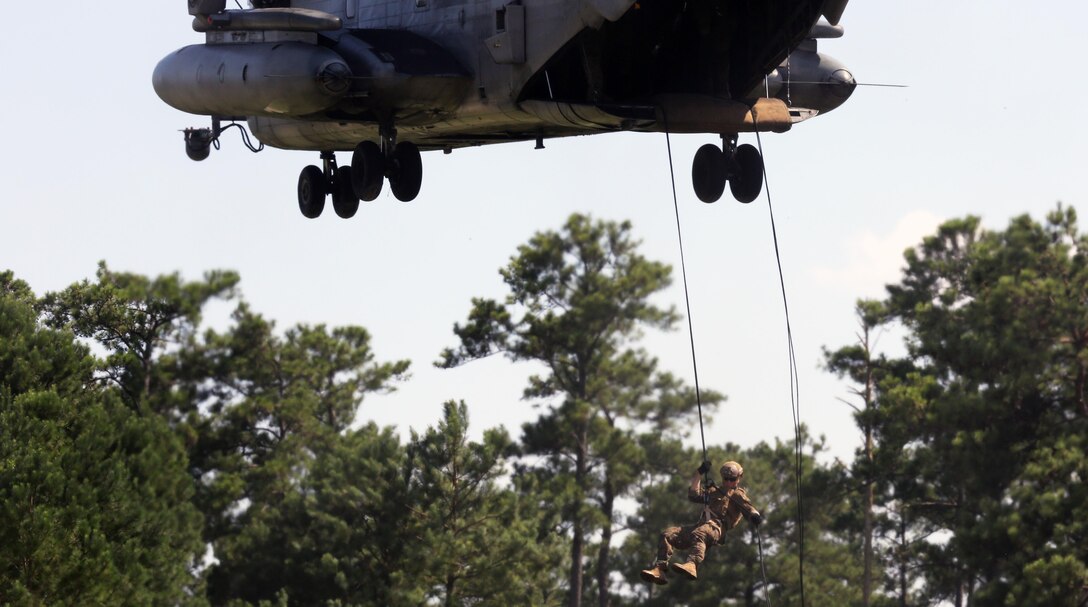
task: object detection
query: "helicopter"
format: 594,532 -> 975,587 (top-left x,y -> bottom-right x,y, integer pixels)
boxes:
154,0 -> 856,218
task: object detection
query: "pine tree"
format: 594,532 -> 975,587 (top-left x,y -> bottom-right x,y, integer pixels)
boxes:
1,272 -> 203,605
406,401 -> 564,606
38,261 -> 238,419
192,304 -> 411,605
438,214 -> 718,607
828,207 -> 1088,605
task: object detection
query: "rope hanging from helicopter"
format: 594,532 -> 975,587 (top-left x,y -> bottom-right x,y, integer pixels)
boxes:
661,110 -> 806,607
754,125 -> 806,606
662,111 -> 710,469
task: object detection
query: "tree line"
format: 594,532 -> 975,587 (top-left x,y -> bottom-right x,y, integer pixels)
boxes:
2,210 -> 1085,606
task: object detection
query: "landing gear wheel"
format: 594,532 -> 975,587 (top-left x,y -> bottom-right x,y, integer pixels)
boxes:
388,141 -> 423,202
297,165 -> 326,219
332,165 -> 360,218
729,143 -> 764,204
351,141 -> 385,201
692,144 -> 727,203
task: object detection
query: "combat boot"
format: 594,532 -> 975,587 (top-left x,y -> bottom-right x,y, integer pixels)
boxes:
671,561 -> 698,580
639,562 -> 669,585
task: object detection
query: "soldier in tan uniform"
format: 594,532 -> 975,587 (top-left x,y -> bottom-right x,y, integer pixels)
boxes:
639,460 -> 762,584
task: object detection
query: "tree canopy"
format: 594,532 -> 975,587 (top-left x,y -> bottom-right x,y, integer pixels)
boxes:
825,207 -> 1088,605
1,271 -> 203,606
3,206 -> 1086,606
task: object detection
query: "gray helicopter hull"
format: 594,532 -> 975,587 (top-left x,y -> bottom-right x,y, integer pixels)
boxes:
155,0 -> 853,208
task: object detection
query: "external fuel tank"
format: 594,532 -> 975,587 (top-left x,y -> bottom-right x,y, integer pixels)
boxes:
152,34 -> 352,117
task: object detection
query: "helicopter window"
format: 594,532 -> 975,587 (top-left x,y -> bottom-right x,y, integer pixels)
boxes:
495,8 -> 506,32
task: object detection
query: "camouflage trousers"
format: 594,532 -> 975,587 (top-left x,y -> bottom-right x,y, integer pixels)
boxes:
655,521 -> 722,565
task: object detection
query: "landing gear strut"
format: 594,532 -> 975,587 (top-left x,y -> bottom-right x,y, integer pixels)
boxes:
691,135 -> 764,204
295,126 -> 425,218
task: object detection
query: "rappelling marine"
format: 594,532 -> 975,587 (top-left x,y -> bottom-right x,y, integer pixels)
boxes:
639,460 -> 763,584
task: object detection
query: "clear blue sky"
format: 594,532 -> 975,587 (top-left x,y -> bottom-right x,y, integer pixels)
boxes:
2,1 -> 1085,465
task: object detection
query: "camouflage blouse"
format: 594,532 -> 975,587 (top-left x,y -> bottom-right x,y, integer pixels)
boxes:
687,484 -> 760,531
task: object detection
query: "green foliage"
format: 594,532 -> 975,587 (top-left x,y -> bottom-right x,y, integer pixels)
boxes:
825,206 -> 1088,605
188,304 -> 411,606
438,213 -> 679,373
9,263 -> 567,606
198,302 -> 410,435
38,261 -> 239,416
206,423 -> 413,607
0,279 -> 202,606
6,264 -> 418,606
407,401 -> 564,606
0,271 -> 36,306
204,402 -> 566,607
0,272 -> 94,399
10,205 -> 1082,606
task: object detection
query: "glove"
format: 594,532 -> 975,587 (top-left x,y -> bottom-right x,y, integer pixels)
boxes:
750,513 -> 763,527
697,460 -> 712,475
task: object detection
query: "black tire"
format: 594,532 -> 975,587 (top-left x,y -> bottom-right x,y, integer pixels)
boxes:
729,143 -> 764,204
297,165 -> 326,219
389,141 -> 423,202
332,165 -> 360,218
691,144 -> 726,203
351,141 -> 385,201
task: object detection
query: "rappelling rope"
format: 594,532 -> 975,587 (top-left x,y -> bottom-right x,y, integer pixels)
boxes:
662,112 -> 710,474
754,127 -> 806,606
756,528 -> 773,606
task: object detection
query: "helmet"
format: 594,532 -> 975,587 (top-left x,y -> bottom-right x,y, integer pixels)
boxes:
719,461 -> 744,481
